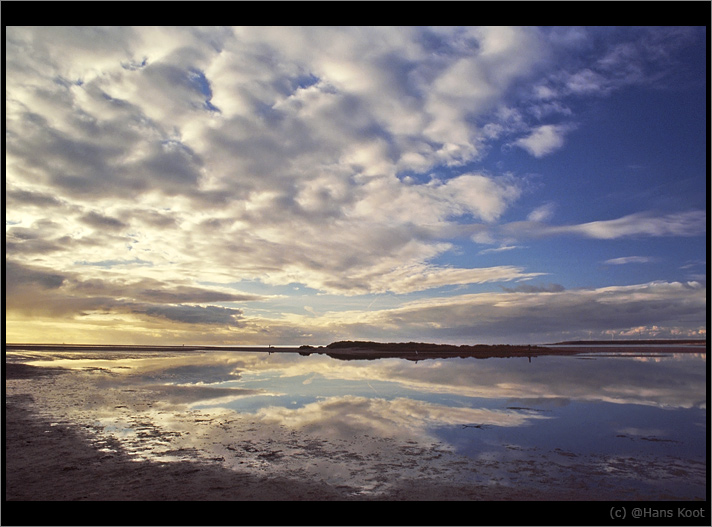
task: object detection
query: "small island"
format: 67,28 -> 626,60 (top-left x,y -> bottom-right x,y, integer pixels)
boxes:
311,340 -> 550,361
301,339 -> 706,361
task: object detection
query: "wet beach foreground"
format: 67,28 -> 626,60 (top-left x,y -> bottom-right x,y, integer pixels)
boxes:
4,344 -> 707,509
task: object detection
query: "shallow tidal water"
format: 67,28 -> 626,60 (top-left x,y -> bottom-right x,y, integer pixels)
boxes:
5,347 -> 707,500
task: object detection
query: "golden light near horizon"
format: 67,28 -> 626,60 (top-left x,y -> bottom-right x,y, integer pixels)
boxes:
5,26 -> 707,346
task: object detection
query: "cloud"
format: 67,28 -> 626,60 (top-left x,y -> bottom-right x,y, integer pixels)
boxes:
80,211 -> 128,231
381,281 -> 706,342
565,68 -> 609,95
5,260 -> 263,325
533,27 -> 703,100
360,264 -> 546,295
527,203 -> 556,222
603,256 -> 654,265
295,280 -> 706,345
478,245 -> 522,255
5,260 -> 66,291
496,210 -> 706,242
501,283 -> 565,293
4,27 -> 706,344
6,27 -> 559,297
514,124 -> 571,157
560,211 -> 706,239
130,304 -> 244,326
6,189 -> 64,208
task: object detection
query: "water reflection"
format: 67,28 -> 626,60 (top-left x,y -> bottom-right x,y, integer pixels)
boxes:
6,349 -> 706,499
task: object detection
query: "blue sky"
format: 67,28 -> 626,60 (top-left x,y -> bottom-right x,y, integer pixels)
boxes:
5,26 -> 707,345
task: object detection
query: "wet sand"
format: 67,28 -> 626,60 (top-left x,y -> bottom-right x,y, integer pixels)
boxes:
5,351 -> 706,515
4,363 -> 553,503
5,392 -> 344,501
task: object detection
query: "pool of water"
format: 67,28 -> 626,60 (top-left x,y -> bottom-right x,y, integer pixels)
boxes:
6,348 -> 707,500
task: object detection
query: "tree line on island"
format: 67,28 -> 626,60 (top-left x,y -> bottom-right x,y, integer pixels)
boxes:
297,338 -> 705,361
298,340 -> 549,361
324,340 -> 544,352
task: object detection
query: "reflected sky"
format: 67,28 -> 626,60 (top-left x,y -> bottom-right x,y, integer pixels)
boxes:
189,352 -> 707,460
6,349 -> 707,499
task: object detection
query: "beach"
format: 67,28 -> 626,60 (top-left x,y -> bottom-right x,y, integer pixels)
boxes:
4,346 -> 706,510
5,362 -> 346,501
5,361 -> 548,502
5,388 -> 343,502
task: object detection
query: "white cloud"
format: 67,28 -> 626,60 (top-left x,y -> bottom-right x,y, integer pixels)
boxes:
604,256 -> 654,265
565,68 -> 608,94
248,280 -> 706,346
498,210 -> 706,242
8,27 -> 556,298
527,203 -> 556,222
514,124 -> 570,157
364,264 -> 546,295
4,27 -> 706,344
478,245 -> 522,255
560,211 -> 706,239
436,173 -> 521,223
322,280 -> 707,344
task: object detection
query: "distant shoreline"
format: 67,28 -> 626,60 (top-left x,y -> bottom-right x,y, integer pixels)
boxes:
548,339 -> 706,346
6,338 -> 705,351
5,343 -> 281,352
6,339 -> 705,362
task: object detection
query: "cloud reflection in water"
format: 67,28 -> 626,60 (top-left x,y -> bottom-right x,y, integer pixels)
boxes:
7,349 -> 706,499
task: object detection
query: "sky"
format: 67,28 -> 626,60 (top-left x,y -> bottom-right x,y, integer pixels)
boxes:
5,26 -> 708,346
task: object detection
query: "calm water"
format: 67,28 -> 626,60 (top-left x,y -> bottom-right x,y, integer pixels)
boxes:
6,348 -> 707,500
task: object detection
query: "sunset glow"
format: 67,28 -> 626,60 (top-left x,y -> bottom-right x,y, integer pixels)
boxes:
5,26 -> 707,345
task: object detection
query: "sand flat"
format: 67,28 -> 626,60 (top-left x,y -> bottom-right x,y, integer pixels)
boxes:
4,351 -> 706,505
